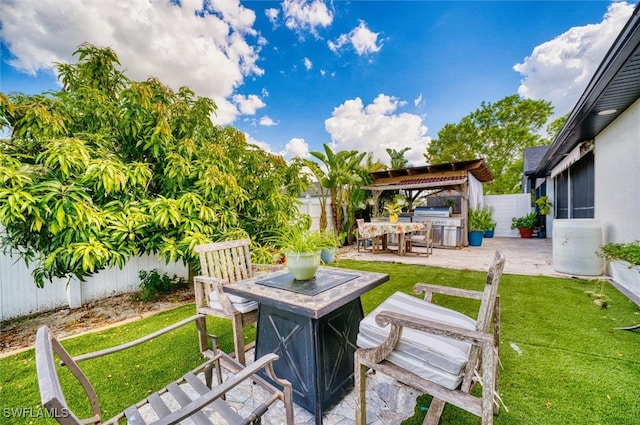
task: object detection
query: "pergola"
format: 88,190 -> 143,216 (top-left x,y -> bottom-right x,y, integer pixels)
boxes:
362,158 -> 494,246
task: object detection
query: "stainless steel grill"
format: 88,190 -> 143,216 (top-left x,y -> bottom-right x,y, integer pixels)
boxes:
412,207 -> 463,248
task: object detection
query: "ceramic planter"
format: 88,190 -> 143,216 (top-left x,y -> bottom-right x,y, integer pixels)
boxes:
518,228 -> 534,238
468,231 -> 484,246
609,260 -> 640,297
286,251 -> 321,280
320,248 -> 337,263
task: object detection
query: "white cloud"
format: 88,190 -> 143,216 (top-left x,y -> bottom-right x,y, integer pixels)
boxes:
259,116 -> 278,126
303,57 -> 313,70
282,0 -> 333,39
0,0 -> 265,126
328,20 -> 382,55
265,7 -> 279,27
514,1 -> 634,117
414,93 -> 423,107
233,94 -> 266,115
325,94 -> 430,166
286,137 -> 310,158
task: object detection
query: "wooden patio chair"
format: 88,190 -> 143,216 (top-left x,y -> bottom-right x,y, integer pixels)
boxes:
194,239 -> 281,365
356,218 -> 382,252
36,314 -> 294,425
405,218 -> 434,257
355,250 -> 505,425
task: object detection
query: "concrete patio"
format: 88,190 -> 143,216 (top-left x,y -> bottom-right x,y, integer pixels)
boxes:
340,236 -> 563,277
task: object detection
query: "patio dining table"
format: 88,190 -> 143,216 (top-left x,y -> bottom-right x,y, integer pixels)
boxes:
360,221 -> 424,255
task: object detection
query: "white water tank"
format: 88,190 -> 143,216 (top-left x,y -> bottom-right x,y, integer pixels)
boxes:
552,219 -> 604,276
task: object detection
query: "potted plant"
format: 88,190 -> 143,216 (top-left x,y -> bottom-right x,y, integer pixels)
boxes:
275,222 -> 335,280
444,198 -> 457,214
511,212 -> 538,238
535,196 -> 553,238
384,195 -> 406,223
319,231 -> 345,263
467,207 -> 487,246
481,205 -> 496,238
535,195 -> 553,215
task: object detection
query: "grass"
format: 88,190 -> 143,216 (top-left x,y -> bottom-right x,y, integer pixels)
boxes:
1,260 -> 639,424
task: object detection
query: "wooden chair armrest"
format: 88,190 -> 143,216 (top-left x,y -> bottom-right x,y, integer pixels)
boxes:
376,310 -> 494,345
413,283 -> 484,302
72,315 -> 214,363
193,275 -> 236,313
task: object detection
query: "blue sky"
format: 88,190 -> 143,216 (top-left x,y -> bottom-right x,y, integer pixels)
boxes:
1,1 -> 637,165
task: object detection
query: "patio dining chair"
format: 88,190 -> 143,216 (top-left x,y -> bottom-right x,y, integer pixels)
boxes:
356,218 -> 382,252
194,239 -> 282,365
355,250 -> 505,425
36,314 -> 295,425
405,218 -> 434,257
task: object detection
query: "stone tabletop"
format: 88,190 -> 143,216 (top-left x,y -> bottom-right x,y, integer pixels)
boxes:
225,266 -> 389,319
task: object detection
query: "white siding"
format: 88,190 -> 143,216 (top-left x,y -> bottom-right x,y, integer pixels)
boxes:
594,98 -> 640,244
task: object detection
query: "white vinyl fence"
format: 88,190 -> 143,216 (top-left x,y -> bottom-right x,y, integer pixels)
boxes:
0,249 -> 187,321
484,193 -> 533,237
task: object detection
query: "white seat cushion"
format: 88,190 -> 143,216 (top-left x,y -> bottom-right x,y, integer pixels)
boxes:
357,291 -> 476,390
209,291 -> 258,314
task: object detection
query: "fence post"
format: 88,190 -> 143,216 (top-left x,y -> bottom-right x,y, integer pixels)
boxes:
66,278 -> 82,309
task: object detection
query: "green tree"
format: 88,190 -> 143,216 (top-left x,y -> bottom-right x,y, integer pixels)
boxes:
425,94 -> 553,194
386,147 -> 411,170
310,144 -> 366,237
0,43 -> 304,287
546,113 -> 569,140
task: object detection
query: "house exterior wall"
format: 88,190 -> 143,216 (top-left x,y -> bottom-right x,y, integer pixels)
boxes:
594,98 -> 640,244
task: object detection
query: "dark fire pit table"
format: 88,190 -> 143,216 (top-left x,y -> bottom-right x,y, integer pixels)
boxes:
225,266 -> 389,424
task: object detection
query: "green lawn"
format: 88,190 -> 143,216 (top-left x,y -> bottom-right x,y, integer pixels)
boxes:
1,260 -> 639,424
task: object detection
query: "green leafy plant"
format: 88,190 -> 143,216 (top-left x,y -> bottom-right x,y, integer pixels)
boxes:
535,195 -> 553,215
511,212 -> 538,229
384,194 -> 406,215
270,217 -> 335,255
136,269 -> 188,302
468,205 -> 494,231
444,198 -> 457,209
598,241 -> 640,266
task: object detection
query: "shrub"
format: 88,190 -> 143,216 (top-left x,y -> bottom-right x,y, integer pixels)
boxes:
136,269 -> 188,302
598,241 -> 640,266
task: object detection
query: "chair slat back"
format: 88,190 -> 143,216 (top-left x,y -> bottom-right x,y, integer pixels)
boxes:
475,250 -> 505,333
195,239 -> 254,283
356,218 -> 365,234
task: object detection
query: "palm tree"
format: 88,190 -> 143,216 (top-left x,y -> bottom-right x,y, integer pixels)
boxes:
386,147 -> 411,170
310,144 -> 366,236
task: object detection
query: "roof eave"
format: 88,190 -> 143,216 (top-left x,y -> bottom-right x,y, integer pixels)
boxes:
534,3 -> 640,177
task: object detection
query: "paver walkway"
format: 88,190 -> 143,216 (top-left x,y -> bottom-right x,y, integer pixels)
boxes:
341,236 -> 578,277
